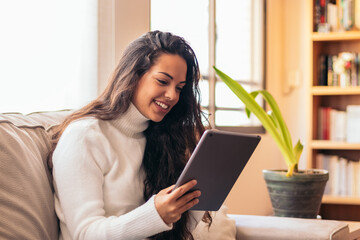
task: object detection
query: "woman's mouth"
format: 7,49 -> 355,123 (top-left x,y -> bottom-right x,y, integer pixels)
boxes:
154,100 -> 169,110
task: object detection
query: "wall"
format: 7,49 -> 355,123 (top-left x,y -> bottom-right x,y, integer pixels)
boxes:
98,0 -> 150,93
98,0 -> 310,216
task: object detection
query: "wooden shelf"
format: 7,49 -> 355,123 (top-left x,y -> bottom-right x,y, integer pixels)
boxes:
311,140 -> 360,150
311,86 -> 360,95
312,31 -> 360,41
322,195 -> 360,205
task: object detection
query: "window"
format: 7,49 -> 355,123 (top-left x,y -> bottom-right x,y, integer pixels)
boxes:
0,0 -> 98,114
151,0 -> 266,132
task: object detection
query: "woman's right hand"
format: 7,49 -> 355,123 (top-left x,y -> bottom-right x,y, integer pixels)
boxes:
154,180 -> 201,225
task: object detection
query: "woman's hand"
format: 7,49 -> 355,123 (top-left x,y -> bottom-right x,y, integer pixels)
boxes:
154,180 -> 201,225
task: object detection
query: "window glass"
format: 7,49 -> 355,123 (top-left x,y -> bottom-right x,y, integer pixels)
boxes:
0,0 -> 98,113
199,79 -> 209,107
215,110 -> 250,126
216,0 -> 252,81
151,0 -> 209,77
216,0 -> 264,84
215,81 -> 244,108
215,110 -> 261,127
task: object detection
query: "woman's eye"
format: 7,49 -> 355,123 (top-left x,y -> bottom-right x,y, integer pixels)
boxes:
157,79 -> 167,85
176,87 -> 183,92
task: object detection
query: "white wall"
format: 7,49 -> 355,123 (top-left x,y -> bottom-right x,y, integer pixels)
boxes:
98,0 -> 150,93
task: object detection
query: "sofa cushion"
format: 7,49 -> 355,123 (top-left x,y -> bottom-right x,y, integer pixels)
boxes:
193,205 -> 236,240
0,111 -> 70,239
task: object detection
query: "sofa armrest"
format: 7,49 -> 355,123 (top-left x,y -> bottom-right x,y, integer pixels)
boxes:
228,214 -> 349,240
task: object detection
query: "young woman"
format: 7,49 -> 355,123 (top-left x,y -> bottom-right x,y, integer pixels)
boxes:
49,31 -> 211,240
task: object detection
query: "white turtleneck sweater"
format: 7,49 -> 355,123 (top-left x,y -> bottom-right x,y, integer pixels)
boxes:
52,103 -> 203,240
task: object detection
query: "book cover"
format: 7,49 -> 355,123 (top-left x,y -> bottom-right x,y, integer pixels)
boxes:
339,157 -> 348,196
334,110 -> 347,141
329,155 -> 340,196
327,2 -> 339,31
317,154 -> 332,195
318,55 -> 328,86
346,105 -> 360,142
355,0 -> 360,29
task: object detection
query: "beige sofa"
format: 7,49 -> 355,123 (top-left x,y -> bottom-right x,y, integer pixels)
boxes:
0,110 -> 350,240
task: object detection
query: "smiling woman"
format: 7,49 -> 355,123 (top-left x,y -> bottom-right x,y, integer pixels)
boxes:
48,31 -> 212,240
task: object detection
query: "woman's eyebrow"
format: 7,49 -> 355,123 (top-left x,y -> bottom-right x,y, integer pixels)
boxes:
158,71 -> 186,84
158,72 -> 173,79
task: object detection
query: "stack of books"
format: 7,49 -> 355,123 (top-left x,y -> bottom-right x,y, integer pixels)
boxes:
316,153 -> 360,196
317,52 -> 360,87
314,0 -> 360,32
317,105 -> 360,142
318,107 -> 347,141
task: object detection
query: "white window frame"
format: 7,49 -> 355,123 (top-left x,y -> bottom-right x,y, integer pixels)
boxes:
207,0 -> 266,133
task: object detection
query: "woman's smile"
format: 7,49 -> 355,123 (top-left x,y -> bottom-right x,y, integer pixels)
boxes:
154,100 -> 169,110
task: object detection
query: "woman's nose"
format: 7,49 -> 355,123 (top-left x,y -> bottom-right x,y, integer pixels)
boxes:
165,87 -> 178,101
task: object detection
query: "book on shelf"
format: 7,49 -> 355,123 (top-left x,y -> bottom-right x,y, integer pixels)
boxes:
317,52 -> 360,87
316,105 -> 360,142
314,0 -> 359,32
356,0 -> 360,29
316,153 -> 360,197
327,2 -> 339,31
346,105 -> 360,143
318,107 -> 347,141
339,157 -> 348,196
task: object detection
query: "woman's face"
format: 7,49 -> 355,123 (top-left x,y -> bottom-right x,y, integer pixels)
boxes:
132,53 -> 187,122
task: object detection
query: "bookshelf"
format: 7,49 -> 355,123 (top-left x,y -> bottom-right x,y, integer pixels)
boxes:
309,0 -> 360,221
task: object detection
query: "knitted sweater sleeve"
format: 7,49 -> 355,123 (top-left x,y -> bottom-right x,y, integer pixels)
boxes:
52,120 -> 171,240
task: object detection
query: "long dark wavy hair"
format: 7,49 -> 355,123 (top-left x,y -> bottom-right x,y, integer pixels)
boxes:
48,30 -> 211,239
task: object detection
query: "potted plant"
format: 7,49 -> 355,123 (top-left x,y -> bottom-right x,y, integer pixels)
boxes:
213,66 -> 329,219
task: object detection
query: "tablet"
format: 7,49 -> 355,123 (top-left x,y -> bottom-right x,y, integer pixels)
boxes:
173,129 -> 261,211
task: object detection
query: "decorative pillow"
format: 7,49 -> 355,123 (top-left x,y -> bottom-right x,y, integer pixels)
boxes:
193,205 -> 237,240
0,111 -> 70,239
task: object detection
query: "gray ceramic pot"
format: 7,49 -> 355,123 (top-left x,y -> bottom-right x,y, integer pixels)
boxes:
263,169 -> 329,219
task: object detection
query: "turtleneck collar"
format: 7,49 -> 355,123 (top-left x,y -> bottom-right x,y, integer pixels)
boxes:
110,102 -> 149,138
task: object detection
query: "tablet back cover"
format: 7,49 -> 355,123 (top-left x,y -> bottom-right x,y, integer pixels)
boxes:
175,130 -> 261,211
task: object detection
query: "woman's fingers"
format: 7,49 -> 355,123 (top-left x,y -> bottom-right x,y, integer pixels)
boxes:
176,189 -> 201,208
171,180 -> 197,199
164,185 -> 176,194
178,197 -> 200,213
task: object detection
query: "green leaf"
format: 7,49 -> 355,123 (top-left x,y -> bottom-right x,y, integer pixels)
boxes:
245,92 -> 259,118
213,66 -> 296,168
267,111 -> 279,129
255,90 -> 293,154
293,140 -> 304,163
